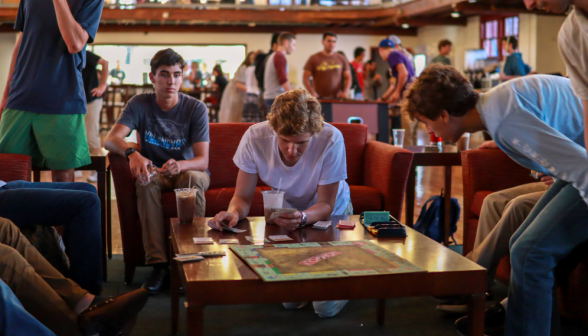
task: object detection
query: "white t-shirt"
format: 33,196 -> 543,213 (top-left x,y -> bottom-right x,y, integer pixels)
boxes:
233,121 -> 350,215
244,66 -> 260,95
559,8 -> 588,100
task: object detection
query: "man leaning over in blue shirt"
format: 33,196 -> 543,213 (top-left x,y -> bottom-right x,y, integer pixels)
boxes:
401,64 -> 588,336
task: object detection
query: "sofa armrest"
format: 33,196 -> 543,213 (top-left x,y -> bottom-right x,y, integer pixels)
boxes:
0,154 -> 32,182
107,153 -> 144,263
364,141 -> 413,221
461,149 -> 535,254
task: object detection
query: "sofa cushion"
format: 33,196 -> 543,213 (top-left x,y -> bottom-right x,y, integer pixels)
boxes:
471,190 -> 494,218
331,123 -> 367,186
349,185 -> 383,215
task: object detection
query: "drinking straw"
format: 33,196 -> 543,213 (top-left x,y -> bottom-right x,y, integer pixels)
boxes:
277,178 -> 282,194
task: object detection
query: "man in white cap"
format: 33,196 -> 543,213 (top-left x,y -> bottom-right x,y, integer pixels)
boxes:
389,35 -> 415,68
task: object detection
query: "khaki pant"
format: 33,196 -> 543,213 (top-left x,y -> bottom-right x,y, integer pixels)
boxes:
136,170 -> 210,265
466,182 -> 547,289
401,112 -> 419,146
84,98 -> 103,150
0,217 -> 87,336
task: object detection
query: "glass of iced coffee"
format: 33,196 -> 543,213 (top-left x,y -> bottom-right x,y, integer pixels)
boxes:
262,190 -> 285,224
175,187 -> 198,224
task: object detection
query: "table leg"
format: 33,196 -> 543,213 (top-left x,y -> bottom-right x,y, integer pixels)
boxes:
443,166 -> 452,247
187,303 -> 204,336
377,299 -> 386,326
468,293 -> 485,336
171,258 -> 180,335
107,167 -> 112,260
405,166 -> 417,227
97,170 -> 107,282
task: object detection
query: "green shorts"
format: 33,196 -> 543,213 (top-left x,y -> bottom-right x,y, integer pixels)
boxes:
0,109 -> 91,170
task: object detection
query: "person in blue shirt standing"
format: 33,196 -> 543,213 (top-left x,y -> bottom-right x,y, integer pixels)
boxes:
378,38 -> 416,138
500,36 -> 531,82
0,0 -> 103,182
402,64 -> 588,336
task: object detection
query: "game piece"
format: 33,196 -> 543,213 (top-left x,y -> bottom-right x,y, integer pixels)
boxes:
230,240 -> 426,282
269,208 -> 298,221
193,237 -> 214,244
312,221 -> 331,230
219,239 -> 239,244
336,220 -> 356,229
269,235 -> 293,241
173,255 -> 204,262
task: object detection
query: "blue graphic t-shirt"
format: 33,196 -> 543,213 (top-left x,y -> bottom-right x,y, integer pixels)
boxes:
117,93 -> 210,168
6,0 -> 103,114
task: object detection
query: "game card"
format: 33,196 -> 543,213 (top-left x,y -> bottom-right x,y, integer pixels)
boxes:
245,236 -> 269,244
336,220 -> 356,229
219,239 -> 239,244
269,235 -> 294,242
313,221 -> 332,230
270,208 -> 298,220
193,237 -> 214,244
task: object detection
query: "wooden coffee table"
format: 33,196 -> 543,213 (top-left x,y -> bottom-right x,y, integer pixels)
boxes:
170,216 -> 486,336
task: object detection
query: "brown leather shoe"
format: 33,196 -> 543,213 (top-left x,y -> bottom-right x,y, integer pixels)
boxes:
78,289 -> 148,335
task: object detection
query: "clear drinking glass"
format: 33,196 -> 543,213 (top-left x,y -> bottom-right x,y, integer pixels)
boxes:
262,190 -> 285,224
175,188 -> 198,224
392,129 -> 405,147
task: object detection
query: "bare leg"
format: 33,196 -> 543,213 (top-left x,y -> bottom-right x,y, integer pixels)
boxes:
52,169 -> 75,182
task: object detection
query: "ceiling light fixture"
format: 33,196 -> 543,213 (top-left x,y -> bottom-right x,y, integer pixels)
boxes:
401,23 -> 410,29
451,11 -> 461,18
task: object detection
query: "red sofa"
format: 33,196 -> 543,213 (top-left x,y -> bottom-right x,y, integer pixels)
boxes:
462,148 -> 588,321
0,154 -> 32,182
109,123 -> 414,284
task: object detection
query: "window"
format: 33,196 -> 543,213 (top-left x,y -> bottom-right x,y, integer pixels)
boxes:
480,15 -> 519,60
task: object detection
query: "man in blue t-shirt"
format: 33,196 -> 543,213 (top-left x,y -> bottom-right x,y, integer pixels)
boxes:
402,64 -> 588,336
0,0 -> 103,182
105,49 -> 211,295
500,36 -> 531,82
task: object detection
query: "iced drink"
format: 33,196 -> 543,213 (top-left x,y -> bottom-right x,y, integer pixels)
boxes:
262,190 -> 285,224
175,188 -> 198,224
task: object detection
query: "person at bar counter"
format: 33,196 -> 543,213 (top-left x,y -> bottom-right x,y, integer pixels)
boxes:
303,32 -> 352,99
264,32 -> 297,112
430,39 -> 453,65
500,36 -> 531,82
401,64 -> 587,336
105,48 -> 211,296
208,88 -> 352,318
0,0 -> 102,182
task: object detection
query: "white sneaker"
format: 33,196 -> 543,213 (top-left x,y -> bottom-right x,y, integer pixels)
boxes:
74,171 -> 83,178
86,171 -> 97,183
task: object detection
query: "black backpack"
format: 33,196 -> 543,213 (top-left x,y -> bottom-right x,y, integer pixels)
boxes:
255,51 -> 272,91
413,190 -> 460,244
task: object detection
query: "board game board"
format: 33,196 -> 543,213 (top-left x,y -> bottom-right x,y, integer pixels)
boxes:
230,240 -> 425,282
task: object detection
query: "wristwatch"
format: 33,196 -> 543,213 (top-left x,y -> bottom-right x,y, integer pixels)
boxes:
298,211 -> 308,228
125,147 -> 137,161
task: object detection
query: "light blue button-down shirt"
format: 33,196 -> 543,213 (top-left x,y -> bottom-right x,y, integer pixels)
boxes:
477,75 -> 588,204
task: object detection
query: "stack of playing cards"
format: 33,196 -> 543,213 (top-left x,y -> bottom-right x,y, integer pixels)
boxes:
193,237 -> 214,244
219,239 -> 239,244
312,221 -> 332,230
173,255 -> 204,262
336,220 -> 356,229
245,236 -> 269,244
269,235 -> 293,242
220,222 -> 246,233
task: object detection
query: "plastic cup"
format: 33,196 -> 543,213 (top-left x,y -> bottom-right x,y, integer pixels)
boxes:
392,129 -> 405,147
175,188 -> 198,224
457,133 -> 470,151
262,190 -> 285,224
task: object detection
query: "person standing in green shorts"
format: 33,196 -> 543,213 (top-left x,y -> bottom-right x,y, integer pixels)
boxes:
0,0 -> 103,182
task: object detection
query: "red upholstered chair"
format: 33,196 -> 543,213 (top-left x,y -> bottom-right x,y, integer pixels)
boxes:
0,154 -> 32,182
110,123 -> 414,283
461,148 -> 588,321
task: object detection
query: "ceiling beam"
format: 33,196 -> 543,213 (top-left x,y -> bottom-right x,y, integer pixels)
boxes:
452,2 -> 565,15
373,16 -> 467,27
394,0 -> 460,18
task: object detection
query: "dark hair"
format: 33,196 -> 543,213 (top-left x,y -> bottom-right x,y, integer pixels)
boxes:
242,51 -> 255,67
213,64 -> 223,76
150,48 -> 186,74
438,39 -> 452,51
366,59 -> 375,65
323,32 -> 337,40
337,51 -> 347,58
354,47 -> 365,58
278,32 -> 296,45
401,64 -> 479,120
502,36 -> 518,50
271,32 -> 282,47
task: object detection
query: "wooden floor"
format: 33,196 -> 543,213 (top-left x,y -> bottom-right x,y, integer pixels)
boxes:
38,125 -> 484,254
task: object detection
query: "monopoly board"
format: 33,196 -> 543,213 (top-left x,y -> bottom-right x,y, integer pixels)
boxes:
230,240 -> 425,282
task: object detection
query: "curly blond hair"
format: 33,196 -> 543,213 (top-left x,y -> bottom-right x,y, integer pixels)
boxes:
268,89 -> 324,136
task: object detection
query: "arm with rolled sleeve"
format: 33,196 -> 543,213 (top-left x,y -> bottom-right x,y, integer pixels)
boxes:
274,52 -> 292,92
53,0 -> 102,54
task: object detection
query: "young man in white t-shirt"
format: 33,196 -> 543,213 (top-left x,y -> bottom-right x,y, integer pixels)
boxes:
524,0 -> 588,155
208,88 -> 352,317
